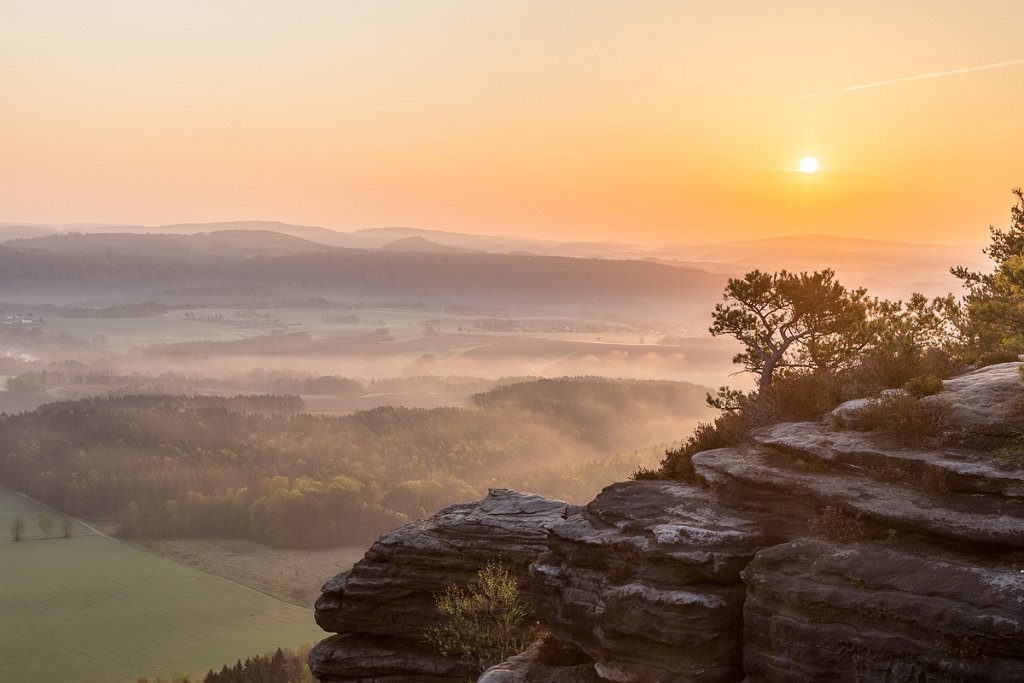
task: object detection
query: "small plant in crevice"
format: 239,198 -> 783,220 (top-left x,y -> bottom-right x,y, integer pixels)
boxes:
604,542 -> 640,584
994,442 -> 1024,464
920,467 -> 952,495
424,560 -> 536,675
808,505 -> 869,543
903,374 -> 944,398
866,461 -> 912,483
943,635 -> 987,660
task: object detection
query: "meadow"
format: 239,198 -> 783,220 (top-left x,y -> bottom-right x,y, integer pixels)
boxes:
133,537 -> 365,607
0,487 -> 324,683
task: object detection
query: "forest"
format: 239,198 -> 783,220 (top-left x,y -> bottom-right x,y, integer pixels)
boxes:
0,377 -> 710,548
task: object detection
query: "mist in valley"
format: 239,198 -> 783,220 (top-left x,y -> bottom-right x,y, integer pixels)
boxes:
2,3 -> 1010,677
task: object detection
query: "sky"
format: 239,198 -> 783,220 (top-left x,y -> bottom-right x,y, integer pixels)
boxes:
2,1 -> 1022,246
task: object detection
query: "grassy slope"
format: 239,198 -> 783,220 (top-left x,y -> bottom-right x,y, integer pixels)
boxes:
0,487 -> 323,683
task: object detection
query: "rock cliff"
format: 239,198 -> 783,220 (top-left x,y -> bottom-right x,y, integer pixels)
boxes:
310,488 -> 579,682
312,362 -> 1024,682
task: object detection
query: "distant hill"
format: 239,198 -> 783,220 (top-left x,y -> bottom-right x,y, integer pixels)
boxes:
0,243 -> 726,315
1,221 -> 984,300
154,221 -> 361,248
353,226 -> 651,258
7,230 -> 335,258
379,236 -> 484,254
0,224 -> 56,241
650,234 -> 987,300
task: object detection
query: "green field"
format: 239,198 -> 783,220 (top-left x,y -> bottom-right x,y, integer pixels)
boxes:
0,487 -> 324,683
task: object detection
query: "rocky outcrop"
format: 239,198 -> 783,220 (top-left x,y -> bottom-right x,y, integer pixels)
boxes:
313,363 -> 1024,682
923,361 -> 1024,438
524,362 -> 1024,682
742,539 -> 1024,682
310,489 -> 577,682
531,482 -> 762,682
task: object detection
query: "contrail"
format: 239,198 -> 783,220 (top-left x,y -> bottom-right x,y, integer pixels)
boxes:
790,58 -> 1024,99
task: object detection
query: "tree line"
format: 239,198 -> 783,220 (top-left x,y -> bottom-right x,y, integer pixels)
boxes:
0,378 -> 709,548
9,510 -> 75,541
135,646 -> 314,683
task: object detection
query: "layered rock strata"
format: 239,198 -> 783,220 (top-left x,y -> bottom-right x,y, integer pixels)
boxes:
742,539 -> 1024,682
310,488 -> 577,682
313,363 -> 1024,682
531,482 -> 762,682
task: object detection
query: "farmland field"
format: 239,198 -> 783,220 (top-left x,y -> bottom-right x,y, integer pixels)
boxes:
0,486 -> 323,683
133,537 -> 365,607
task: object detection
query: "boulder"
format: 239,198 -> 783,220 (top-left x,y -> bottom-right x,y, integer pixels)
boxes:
923,362 -> 1024,438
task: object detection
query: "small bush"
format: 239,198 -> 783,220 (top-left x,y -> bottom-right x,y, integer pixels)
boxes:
660,418 -> 741,481
629,466 -> 665,481
808,505 -> 868,543
943,636 -> 986,660
920,467 -> 952,495
659,374 -> 850,481
839,346 -> 962,401
757,373 -> 846,423
848,393 -> 946,445
604,542 -> 640,584
903,374 -> 944,398
866,461 -> 912,482
424,561 -> 535,674
976,347 -> 1022,368
994,442 -> 1024,464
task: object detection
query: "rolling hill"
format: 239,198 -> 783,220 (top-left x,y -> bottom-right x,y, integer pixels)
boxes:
0,239 -> 726,314
7,230 -> 335,258
1,221 -> 985,301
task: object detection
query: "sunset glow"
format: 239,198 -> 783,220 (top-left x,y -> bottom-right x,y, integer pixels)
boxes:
799,157 -> 820,174
2,1 -> 1022,246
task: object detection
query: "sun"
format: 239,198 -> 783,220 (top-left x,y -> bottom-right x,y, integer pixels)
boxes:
798,156 -> 819,173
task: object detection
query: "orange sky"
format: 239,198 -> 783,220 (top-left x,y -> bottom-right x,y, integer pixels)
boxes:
2,1 -> 1022,246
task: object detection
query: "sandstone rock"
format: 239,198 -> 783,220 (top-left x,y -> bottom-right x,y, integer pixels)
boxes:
311,489 -> 576,682
753,422 -> 1024,497
922,362 -> 1024,438
478,637 -> 603,683
830,388 -> 906,429
309,634 -> 467,682
531,480 -> 763,683
830,396 -> 874,428
742,539 -> 1024,683
692,440 -> 1024,550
